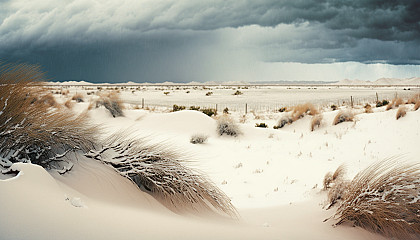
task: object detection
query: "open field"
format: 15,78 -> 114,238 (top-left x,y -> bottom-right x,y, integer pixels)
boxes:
2,80 -> 420,240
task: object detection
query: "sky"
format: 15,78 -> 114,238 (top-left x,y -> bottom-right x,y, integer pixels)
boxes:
0,0 -> 419,83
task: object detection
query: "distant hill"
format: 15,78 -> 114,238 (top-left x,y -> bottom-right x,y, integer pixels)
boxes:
334,77 -> 420,85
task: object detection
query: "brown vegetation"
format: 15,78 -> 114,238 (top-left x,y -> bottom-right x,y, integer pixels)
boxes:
330,158 -> 420,239
291,103 -> 319,121
396,106 -> 407,120
310,114 -> 323,131
333,111 -> 354,125
0,62 -> 97,169
96,91 -> 124,117
364,104 -> 373,113
386,97 -> 404,111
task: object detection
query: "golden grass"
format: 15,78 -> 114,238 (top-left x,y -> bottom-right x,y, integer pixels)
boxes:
364,104 -> 373,113
310,114 -> 323,131
333,158 -> 420,239
71,93 -> 84,102
291,103 -> 318,121
95,91 -> 124,117
0,62 -> 97,169
386,97 -> 404,111
333,110 -> 354,125
64,99 -> 74,109
415,101 -> 420,111
396,106 -> 407,120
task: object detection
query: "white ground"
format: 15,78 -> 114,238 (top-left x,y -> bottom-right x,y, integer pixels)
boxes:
1,85 -> 419,240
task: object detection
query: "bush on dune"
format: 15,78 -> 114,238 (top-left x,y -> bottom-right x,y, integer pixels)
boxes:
217,115 -> 241,137
333,110 -> 354,125
310,114 -> 323,131
291,103 -> 318,121
96,91 -> 124,117
190,134 -> 208,144
273,115 -> 293,129
396,106 -> 407,120
327,158 -> 420,239
0,63 -> 97,170
86,134 -> 237,217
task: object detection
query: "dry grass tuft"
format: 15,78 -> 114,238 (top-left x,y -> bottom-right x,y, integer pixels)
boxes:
407,94 -> 420,104
332,158 -> 420,239
364,104 -> 373,113
86,134 -> 237,218
216,115 -> 241,137
333,111 -> 354,125
0,62 -> 97,170
96,91 -> 124,117
274,115 -> 293,129
72,93 -> 84,102
323,164 -> 346,190
396,106 -> 407,120
64,99 -> 74,109
310,114 -> 323,131
386,97 -> 404,111
291,103 -> 318,121
415,101 -> 420,111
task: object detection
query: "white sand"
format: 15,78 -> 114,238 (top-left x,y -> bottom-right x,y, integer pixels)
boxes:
1,85 -> 419,239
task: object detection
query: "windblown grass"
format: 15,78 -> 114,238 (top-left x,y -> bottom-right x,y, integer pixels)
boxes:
86,134 -> 237,218
0,62 -> 97,170
96,91 -> 124,117
386,97 -> 403,111
310,114 -> 323,131
291,103 -> 318,121
396,106 -> 407,120
333,111 -> 354,125
332,158 -> 420,239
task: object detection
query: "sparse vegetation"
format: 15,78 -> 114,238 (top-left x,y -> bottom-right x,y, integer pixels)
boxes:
310,114 -> 323,131
223,107 -> 229,114
376,99 -> 389,107
364,103 -> 373,113
217,115 -> 241,137
96,92 -> 124,117
255,123 -> 268,128
274,115 -> 293,129
396,106 -> 407,120
190,134 -> 208,144
205,91 -> 213,96
163,91 -> 170,95
415,101 -> 420,111
233,90 -> 243,95
189,106 -> 200,111
173,104 -> 186,112
278,107 -> 287,112
201,108 -> 216,117
72,93 -> 84,102
333,111 -> 354,125
331,105 -> 338,111
330,158 -> 420,239
291,103 -> 318,121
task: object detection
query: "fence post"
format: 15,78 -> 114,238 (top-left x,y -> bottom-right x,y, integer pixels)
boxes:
142,98 -> 144,109
351,96 -> 353,108
245,103 -> 248,114
376,92 -> 379,103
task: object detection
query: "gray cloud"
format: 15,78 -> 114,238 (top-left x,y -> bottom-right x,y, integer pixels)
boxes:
0,0 -> 419,82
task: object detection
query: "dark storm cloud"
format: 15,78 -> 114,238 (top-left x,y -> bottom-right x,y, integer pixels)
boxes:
0,0 -> 419,82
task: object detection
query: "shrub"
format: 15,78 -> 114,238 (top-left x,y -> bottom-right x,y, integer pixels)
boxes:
201,108 -> 216,117
217,115 -> 241,137
233,90 -> 243,95
64,99 -> 74,109
364,103 -> 373,113
96,92 -> 124,117
310,114 -> 323,131
72,93 -> 84,102
190,134 -> 208,144
189,106 -> 200,111
87,134 -> 237,218
0,62 -> 97,170
396,106 -> 407,120
173,104 -> 186,112
331,105 -> 338,111
255,123 -> 268,128
163,91 -> 170,95
205,91 -> 213,96
223,107 -> 229,114
415,101 -> 420,111
38,93 -> 59,107
323,164 -> 346,190
331,158 -> 420,239
274,115 -> 293,129
278,107 -> 287,112
376,99 -> 389,107
386,98 -> 402,111
333,111 -> 354,125
291,103 -> 318,121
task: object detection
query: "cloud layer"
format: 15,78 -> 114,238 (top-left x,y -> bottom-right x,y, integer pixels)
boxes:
0,0 -> 419,82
